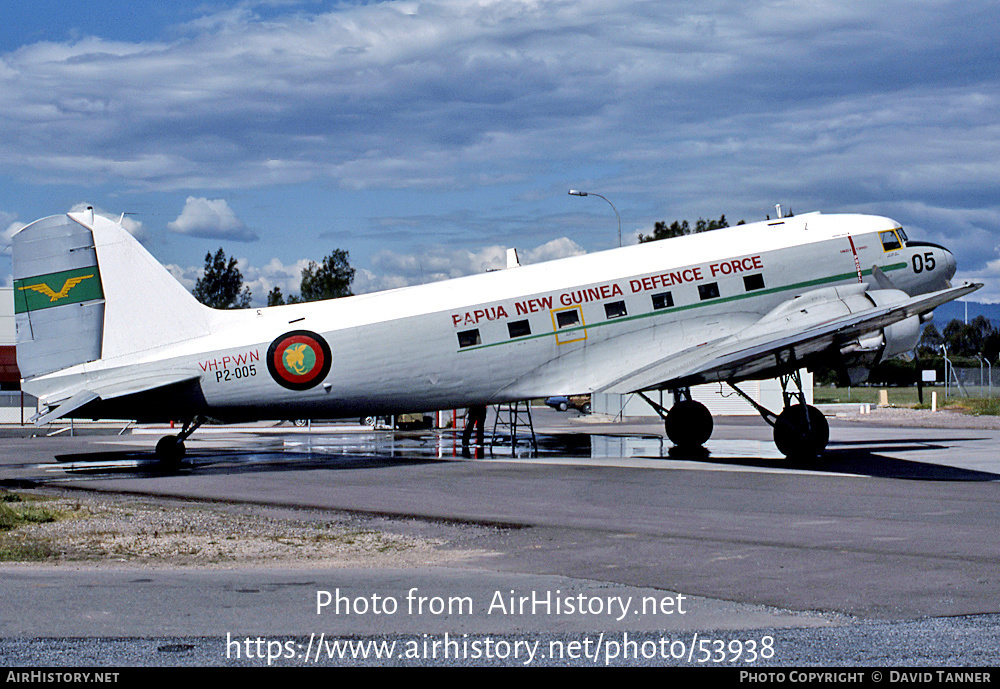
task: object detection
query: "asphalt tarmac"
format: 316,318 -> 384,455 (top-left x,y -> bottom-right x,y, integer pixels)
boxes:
2,406 -> 999,667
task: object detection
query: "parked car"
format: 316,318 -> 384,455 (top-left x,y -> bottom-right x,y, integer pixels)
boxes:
544,395 -> 591,413
360,413 -> 434,430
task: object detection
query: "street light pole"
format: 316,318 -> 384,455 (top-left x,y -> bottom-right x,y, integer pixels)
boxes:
569,189 -> 621,248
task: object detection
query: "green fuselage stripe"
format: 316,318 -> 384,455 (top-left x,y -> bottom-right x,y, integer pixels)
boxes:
458,262 -> 908,352
14,266 -> 105,314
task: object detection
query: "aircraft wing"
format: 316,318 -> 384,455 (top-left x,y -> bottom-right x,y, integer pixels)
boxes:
598,282 -> 982,395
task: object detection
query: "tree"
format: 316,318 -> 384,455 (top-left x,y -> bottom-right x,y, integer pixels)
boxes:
638,215 -> 740,243
299,249 -> 355,301
917,323 -> 944,357
941,316 -> 996,358
266,286 -> 285,307
193,248 -> 252,309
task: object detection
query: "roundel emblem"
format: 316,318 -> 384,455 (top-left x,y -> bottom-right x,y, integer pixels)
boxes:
266,330 -> 332,391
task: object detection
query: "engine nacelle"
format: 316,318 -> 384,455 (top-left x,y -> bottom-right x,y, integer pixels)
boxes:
860,289 -> 922,359
738,285 -> 926,386
838,289 -> 921,383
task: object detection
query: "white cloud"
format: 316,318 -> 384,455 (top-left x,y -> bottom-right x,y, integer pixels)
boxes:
164,262 -> 202,293
359,236 -> 586,293
2,0 -> 990,198
167,197 -> 258,242
167,235 -> 587,305
1,214 -> 25,256
239,256 -> 314,304
0,0 -> 997,300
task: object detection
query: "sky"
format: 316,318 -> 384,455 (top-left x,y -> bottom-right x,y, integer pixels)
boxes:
1,0 -> 999,305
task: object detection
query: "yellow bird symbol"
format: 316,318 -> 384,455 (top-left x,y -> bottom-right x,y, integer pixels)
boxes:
283,343 -> 310,375
19,274 -> 95,302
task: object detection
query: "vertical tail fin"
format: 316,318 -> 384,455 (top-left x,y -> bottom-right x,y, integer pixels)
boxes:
13,214 -> 105,378
13,209 -> 213,380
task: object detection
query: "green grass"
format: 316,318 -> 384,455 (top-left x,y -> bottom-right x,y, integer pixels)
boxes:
814,386 -> 1000,414
948,398 -> 1000,416
0,494 -> 62,531
0,491 -> 66,561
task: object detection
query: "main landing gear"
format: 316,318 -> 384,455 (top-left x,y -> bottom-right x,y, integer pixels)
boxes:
640,372 -> 829,459
155,416 -> 206,465
638,389 -> 713,450
727,371 -> 829,459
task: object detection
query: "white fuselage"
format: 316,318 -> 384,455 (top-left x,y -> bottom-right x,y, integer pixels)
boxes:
23,212 -> 956,422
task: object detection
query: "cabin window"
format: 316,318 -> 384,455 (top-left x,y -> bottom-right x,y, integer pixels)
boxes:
507,319 -> 531,338
457,329 -> 481,348
556,309 -> 580,329
604,300 -> 627,319
880,230 -> 902,252
743,273 -> 765,291
651,292 -> 674,310
552,306 -> 587,344
897,227 -> 908,243
698,282 -> 720,300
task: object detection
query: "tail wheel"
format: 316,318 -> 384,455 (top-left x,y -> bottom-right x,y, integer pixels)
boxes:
773,404 -> 829,458
155,434 -> 186,464
665,400 -> 714,448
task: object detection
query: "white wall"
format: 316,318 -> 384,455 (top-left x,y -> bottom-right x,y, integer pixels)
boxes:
592,371 -> 813,419
1,288 -> 13,346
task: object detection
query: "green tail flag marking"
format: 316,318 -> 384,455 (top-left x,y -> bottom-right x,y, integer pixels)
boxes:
14,266 -> 104,314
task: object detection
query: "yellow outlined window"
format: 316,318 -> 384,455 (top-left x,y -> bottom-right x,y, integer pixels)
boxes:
879,229 -> 902,252
551,306 -> 586,345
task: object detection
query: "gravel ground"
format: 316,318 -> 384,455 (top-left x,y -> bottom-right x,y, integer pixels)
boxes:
832,406 -> 1000,429
0,490 -> 489,568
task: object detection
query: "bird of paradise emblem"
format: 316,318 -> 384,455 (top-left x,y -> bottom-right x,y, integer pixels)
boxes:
19,274 -> 95,302
266,330 -> 331,390
14,267 -> 104,314
282,342 -> 316,376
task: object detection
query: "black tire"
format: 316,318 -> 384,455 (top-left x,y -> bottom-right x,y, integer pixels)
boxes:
155,434 -> 186,464
665,400 -> 714,448
773,404 -> 829,458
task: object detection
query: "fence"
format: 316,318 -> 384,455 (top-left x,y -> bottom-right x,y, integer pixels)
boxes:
941,366 -> 999,399
0,391 -> 38,425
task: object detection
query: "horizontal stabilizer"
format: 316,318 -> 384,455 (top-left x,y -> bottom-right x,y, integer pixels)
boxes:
32,373 -> 202,425
31,390 -> 100,426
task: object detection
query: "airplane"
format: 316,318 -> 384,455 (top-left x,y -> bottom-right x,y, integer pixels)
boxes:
12,206 -> 981,462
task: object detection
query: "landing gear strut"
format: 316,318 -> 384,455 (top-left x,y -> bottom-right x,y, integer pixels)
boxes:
639,388 -> 714,449
155,416 -> 206,464
728,371 -> 829,459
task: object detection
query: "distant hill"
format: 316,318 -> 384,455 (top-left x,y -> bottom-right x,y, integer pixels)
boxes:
931,301 -> 1000,329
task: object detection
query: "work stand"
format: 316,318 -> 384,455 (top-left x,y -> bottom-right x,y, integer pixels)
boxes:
490,401 -> 538,455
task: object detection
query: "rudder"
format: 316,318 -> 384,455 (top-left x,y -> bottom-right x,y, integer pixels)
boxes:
13,214 -> 105,379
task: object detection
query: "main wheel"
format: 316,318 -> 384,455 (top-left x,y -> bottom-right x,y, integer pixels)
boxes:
773,404 -> 829,458
665,400 -> 714,448
155,434 -> 186,463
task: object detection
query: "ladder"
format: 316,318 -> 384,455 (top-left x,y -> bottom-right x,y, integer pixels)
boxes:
490,401 -> 538,455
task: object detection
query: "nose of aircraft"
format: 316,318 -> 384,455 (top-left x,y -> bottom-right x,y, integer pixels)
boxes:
941,246 -> 957,282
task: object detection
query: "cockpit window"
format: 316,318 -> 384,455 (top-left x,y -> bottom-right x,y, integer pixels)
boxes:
896,227 -> 908,243
880,230 -> 902,252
